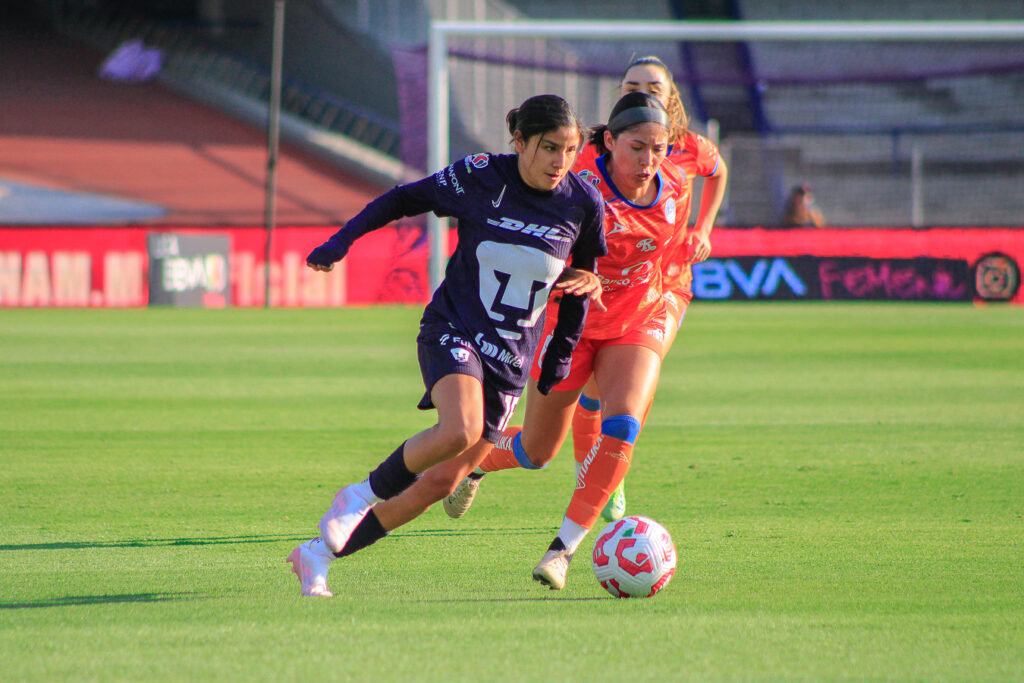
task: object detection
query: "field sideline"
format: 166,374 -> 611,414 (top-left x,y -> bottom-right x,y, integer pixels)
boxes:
1,303 -> 1022,681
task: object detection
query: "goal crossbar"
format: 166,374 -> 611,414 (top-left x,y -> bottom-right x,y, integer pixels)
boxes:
425,20 -> 1024,289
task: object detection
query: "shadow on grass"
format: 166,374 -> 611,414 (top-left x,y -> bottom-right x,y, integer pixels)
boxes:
0,533 -> 311,551
0,592 -> 207,609
393,526 -> 555,538
410,596 -> 607,603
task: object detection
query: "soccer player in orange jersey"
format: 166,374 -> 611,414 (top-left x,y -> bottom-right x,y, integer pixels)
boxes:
450,91 -> 691,589
566,55 -> 728,522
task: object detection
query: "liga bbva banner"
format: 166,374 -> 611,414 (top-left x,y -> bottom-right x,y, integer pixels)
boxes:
147,233 -> 230,307
0,226 -> 1021,307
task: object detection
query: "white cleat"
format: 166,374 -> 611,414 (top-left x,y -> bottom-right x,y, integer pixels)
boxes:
320,486 -> 373,554
286,538 -> 334,597
532,547 -> 574,591
442,475 -> 482,519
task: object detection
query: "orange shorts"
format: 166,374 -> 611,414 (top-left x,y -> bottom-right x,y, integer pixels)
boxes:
530,310 -> 670,392
664,288 -> 693,327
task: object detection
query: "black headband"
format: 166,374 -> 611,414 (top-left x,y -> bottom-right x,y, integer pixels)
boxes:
607,106 -> 669,134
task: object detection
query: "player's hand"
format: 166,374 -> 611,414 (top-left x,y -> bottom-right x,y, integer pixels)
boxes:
306,238 -> 349,272
553,267 -> 606,312
537,356 -> 572,395
687,231 -> 712,263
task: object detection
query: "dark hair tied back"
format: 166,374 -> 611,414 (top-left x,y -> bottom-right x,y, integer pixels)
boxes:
506,94 -> 583,148
589,91 -> 669,154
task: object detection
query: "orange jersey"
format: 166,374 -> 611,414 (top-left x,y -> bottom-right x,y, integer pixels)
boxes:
662,131 -> 721,295
569,144 -> 690,339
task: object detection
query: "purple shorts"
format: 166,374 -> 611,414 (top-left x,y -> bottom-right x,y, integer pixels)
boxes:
416,319 -> 522,443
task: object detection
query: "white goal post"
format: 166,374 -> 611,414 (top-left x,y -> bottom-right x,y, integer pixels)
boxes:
425,19 -> 1024,291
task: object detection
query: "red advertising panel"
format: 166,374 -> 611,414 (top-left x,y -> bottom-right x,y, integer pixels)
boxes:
1,225 -> 1021,307
0,225 -> 437,307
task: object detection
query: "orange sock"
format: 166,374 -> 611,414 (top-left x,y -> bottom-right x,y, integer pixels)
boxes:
566,433 -> 634,529
478,426 -> 531,473
572,403 -> 602,466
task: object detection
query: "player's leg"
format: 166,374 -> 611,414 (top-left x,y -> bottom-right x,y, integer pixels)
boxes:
288,372 -> 485,597
318,372 -> 484,551
442,378 -> 579,517
571,375 -> 630,522
483,378 -> 580,471
443,335 -> 597,519
314,364 -> 524,562
319,436 -> 496,561
598,296 -> 686,522
572,375 -> 603,467
534,342 -> 662,590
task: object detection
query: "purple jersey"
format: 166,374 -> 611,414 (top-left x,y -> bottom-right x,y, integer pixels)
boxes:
326,152 -> 606,390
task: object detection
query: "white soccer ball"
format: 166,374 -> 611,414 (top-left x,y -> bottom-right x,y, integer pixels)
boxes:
592,515 -> 676,598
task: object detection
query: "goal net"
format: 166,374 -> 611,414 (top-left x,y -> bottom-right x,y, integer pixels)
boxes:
408,19 -> 1024,286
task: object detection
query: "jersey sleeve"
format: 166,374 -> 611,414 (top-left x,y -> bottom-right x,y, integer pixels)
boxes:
315,175 -> 437,254
317,155 -> 487,253
568,186 -> 607,271
692,134 -> 721,177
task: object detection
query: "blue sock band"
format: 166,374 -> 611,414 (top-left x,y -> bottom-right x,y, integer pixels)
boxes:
578,393 -> 601,412
512,432 -> 545,470
601,415 -> 641,444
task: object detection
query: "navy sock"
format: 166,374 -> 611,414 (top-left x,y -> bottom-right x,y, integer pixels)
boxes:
368,442 -> 417,500
334,509 -> 387,558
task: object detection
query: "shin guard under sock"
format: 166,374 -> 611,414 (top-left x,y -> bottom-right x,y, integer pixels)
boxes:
367,442 -> 417,500
566,416 -> 639,529
572,394 -> 602,466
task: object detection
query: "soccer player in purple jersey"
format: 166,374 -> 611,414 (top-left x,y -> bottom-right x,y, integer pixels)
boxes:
287,94 -> 607,597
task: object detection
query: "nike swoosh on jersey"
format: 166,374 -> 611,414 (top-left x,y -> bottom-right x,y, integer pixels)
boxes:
491,184 -> 507,208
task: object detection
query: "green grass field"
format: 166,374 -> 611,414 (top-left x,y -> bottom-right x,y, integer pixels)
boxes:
2,303 -> 1022,681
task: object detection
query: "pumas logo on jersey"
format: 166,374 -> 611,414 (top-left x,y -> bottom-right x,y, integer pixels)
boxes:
636,238 -> 657,253
578,169 -> 600,187
450,347 -> 471,363
464,153 -> 489,172
486,217 -> 571,243
664,198 -> 676,224
607,222 -> 629,236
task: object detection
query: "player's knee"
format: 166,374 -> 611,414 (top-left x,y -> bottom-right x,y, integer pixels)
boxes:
434,418 -> 483,455
519,433 -> 556,468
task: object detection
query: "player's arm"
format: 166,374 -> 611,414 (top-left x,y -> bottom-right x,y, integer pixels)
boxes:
307,174 -> 448,272
687,156 -> 727,264
537,248 -> 602,395
554,191 -> 608,308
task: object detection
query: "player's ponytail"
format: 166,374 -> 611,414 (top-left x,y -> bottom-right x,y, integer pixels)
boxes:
506,94 -> 584,149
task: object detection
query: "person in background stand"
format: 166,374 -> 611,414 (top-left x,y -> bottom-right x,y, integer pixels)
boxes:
781,184 -> 825,227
